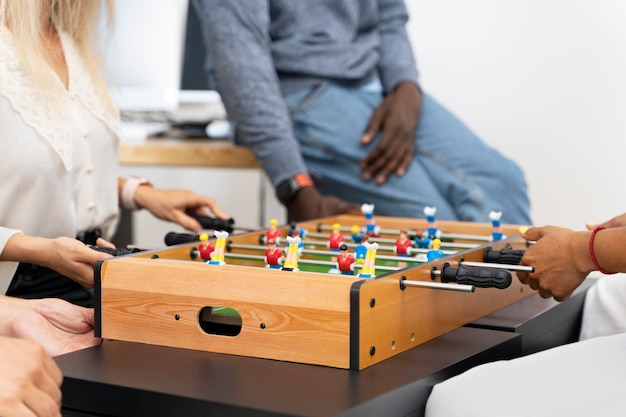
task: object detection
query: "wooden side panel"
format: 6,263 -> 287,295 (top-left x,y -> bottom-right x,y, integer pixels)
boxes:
99,258 -> 356,368
356,237 -> 531,369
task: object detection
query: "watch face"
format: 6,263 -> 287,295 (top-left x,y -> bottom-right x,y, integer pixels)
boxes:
276,174 -> 313,205
276,178 -> 296,205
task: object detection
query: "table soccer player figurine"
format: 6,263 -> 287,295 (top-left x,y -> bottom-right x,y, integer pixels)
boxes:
361,203 -> 380,237
327,223 -> 345,251
351,225 -> 364,244
265,218 -> 282,246
394,229 -> 413,256
208,230 -> 229,265
358,241 -> 379,278
336,244 -> 356,276
264,239 -> 284,269
394,229 -> 413,268
414,229 -> 432,249
489,210 -> 506,241
423,206 -> 442,239
285,229 -> 304,257
426,238 -> 445,262
355,234 -> 370,264
288,221 -> 307,240
198,233 -> 215,262
282,235 -> 301,272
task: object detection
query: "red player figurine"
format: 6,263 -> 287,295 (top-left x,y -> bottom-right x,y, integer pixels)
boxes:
266,218 -> 282,245
394,229 -> 413,257
198,233 -> 215,262
264,239 -> 284,269
336,244 -> 355,275
327,223 -> 345,251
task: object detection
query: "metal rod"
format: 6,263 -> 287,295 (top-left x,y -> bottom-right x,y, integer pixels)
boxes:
315,224 -> 493,242
227,242 -> 441,263
221,252 -> 399,272
304,231 -> 479,250
401,279 -> 475,293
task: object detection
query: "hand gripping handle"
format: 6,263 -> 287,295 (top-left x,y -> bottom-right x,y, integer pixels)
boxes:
483,246 -> 525,265
440,263 -> 512,289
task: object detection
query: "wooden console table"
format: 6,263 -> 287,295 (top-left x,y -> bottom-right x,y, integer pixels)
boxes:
119,138 -> 259,168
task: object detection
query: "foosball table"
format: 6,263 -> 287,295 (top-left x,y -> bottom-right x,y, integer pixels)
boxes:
94,212 -> 534,371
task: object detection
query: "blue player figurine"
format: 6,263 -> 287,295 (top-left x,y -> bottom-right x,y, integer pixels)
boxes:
489,210 -> 506,241
423,206 -> 442,239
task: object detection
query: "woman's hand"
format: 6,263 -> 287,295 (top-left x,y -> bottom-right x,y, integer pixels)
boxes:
0,295 -> 101,357
0,335 -> 63,417
134,187 -> 228,233
3,235 -> 112,288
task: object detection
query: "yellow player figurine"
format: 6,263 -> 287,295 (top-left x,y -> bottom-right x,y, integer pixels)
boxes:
426,238 -> 445,262
208,230 -> 229,265
282,235 -> 301,271
357,241 -> 379,278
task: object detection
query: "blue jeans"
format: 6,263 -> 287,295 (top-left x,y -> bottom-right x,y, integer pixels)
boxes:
284,81 -> 531,224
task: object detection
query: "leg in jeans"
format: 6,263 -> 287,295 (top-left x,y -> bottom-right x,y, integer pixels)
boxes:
285,81 -> 531,224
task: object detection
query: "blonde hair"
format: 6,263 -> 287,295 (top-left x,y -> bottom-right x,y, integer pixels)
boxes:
0,0 -> 116,115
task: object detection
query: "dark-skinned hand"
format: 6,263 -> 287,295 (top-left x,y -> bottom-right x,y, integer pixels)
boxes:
360,81 -> 422,185
286,186 -> 361,222
516,226 -> 592,301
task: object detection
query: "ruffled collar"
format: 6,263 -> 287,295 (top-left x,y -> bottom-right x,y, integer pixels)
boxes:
0,26 -> 121,171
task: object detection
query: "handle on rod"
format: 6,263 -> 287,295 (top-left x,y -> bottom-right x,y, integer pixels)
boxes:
433,263 -> 512,289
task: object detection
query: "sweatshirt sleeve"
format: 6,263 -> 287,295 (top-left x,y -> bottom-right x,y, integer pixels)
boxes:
376,0 -> 420,93
192,0 -> 308,187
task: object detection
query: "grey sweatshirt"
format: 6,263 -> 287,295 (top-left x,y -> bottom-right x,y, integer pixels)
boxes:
193,0 -> 419,187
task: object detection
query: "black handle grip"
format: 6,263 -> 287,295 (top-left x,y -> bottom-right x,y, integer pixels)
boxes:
90,246 -> 141,256
483,246 -> 525,265
164,232 -> 200,246
440,264 -> 512,289
191,215 -> 235,233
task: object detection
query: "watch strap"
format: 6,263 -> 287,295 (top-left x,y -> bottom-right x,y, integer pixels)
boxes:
121,176 -> 152,211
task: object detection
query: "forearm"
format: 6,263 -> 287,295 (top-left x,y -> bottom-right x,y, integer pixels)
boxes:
0,233 -> 49,264
589,226 -> 626,274
193,0 -> 307,186
376,0 -> 420,93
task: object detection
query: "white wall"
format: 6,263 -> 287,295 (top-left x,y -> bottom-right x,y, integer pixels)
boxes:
406,0 -> 626,229
125,1 -> 626,247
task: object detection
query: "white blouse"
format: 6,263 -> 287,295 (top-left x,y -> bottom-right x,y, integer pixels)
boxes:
0,27 -> 122,293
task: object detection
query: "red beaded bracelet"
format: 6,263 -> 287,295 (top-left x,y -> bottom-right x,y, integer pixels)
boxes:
589,226 -> 616,275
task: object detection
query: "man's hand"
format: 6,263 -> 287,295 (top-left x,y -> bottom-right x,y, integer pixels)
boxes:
360,81 -> 422,185
0,336 -> 63,417
586,212 -> 626,230
516,226 -> 593,301
286,186 -> 361,222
